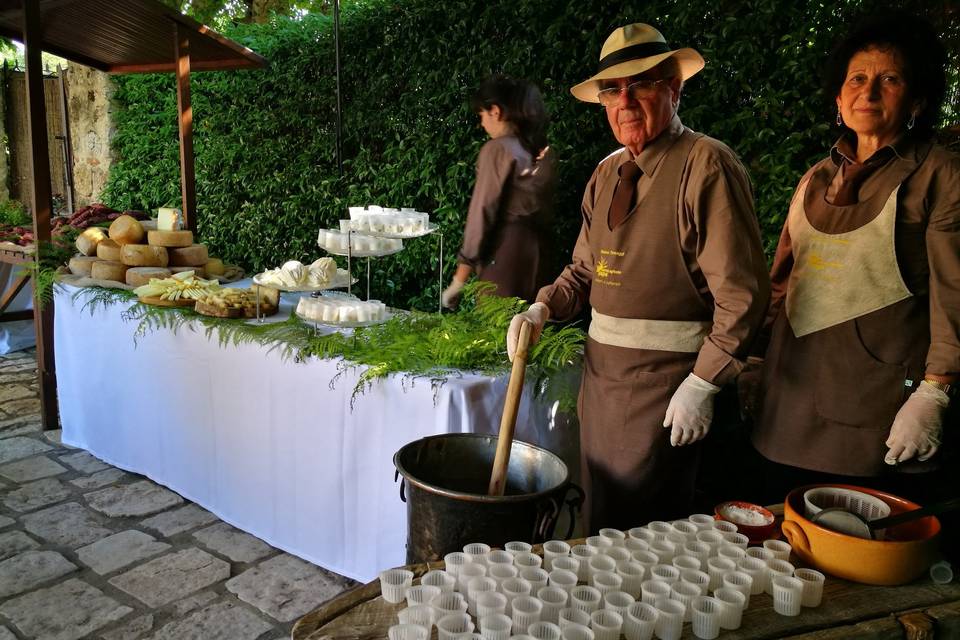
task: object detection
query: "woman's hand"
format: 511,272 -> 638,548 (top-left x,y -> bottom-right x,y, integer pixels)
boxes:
441,279 -> 466,310
884,381 -> 949,464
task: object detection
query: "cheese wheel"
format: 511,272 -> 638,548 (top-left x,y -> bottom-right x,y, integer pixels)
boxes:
68,256 -> 100,277
121,244 -> 169,267
140,219 -> 158,231
205,257 -> 225,276
125,267 -> 172,287
147,229 -> 194,248
168,244 -> 208,267
96,238 -> 122,262
90,260 -> 129,283
108,215 -> 145,245
76,227 -> 108,256
169,265 -> 207,279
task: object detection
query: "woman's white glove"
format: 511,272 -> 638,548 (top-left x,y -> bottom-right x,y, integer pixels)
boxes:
507,302 -> 549,361
884,381 -> 948,465
441,279 -> 466,310
663,373 -> 721,446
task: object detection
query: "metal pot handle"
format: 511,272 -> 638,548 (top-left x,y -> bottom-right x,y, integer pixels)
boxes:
561,483 -> 585,540
533,482 -> 585,542
395,470 -> 406,503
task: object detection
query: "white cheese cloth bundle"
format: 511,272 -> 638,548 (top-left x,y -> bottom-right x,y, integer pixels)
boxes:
258,258 -> 337,288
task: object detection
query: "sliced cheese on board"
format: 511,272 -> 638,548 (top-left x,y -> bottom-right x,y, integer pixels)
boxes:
169,244 -> 208,266
68,256 -> 100,276
90,260 -> 129,282
76,227 -> 107,256
158,208 -> 182,231
169,265 -> 207,278
96,238 -> 122,262
125,267 -> 173,287
108,214 -> 145,245
147,229 -> 194,248
121,244 -> 169,267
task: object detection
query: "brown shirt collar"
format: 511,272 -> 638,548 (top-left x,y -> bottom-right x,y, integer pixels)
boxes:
830,133 -> 916,167
618,115 -> 685,176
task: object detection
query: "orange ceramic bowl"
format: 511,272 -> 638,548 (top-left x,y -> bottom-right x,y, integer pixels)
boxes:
782,484 -> 940,586
714,500 -> 777,543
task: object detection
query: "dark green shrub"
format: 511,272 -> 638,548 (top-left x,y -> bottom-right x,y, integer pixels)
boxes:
102,0 -> 957,310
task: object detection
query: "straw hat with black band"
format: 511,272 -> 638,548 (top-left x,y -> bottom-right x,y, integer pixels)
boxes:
571,23 -> 706,103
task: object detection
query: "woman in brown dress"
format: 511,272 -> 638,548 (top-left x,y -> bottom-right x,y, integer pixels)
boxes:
747,12 -> 958,535
441,75 -> 556,308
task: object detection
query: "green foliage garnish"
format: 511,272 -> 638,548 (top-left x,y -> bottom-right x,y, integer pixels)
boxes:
0,200 -> 30,227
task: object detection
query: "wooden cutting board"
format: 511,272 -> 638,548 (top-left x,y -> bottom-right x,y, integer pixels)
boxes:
138,295 -> 196,308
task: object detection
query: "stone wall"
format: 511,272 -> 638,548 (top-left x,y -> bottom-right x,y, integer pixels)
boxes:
65,63 -> 113,208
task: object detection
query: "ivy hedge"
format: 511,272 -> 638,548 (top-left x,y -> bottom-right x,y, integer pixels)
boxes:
102,0 -> 958,311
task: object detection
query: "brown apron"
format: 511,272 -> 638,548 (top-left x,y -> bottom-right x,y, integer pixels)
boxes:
753,150 -> 931,476
578,129 -> 713,532
477,217 -> 554,303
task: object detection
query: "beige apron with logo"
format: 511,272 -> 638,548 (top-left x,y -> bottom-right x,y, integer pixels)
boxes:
753,157 -> 929,476
578,129 -> 713,532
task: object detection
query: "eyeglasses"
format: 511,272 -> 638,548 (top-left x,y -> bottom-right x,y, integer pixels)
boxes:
597,79 -> 670,106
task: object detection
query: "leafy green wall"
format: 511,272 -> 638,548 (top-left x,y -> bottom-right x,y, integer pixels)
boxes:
102,0 -> 957,310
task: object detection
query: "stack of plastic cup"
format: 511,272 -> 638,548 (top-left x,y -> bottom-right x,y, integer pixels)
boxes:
512,595 -> 543,630
647,521 -> 673,540
690,596 -> 722,640
423,569 -> 457,594
650,540 -> 677,564
672,521 -> 699,542
548,569 -> 578,594
720,571 -> 753,608
766,559 -> 796,595
476,591 -> 508,618
630,550 -> 659,574
706,557 -> 735,591
380,569 -> 414,604
515,552 -> 544,570
627,527 -> 656,545
537,586 -> 569,624
589,609 -> 622,640
599,528 -> 627,547
653,600 -> 685,640
602,590 -> 635,617
453,634 -> 483,640
717,544 -> 747,563
506,541 -> 533,556
713,587 -> 746,630
600,547 -> 631,564
445,552 -> 472,577
745,547 -> 775,563
543,540 -> 571,571
560,624 -> 594,640
512,635 -> 538,640
671,554 -> 701,572
681,568 -> 711,595
650,564 -> 680,584
712,520 -> 738,534
736,557 -> 768,595
695,530 -> 725,555
591,571 -> 623,596
669,581 -> 700,621
490,563 -> 520,588
588,555 -> 616,582
723,532 -> 750,549
528,620 -> 562,640
794,568 -> 826,607
502,577 -> 533,603
388,623 -> 429,640
486,549 -> 513,567
624,537 -> 651,553
478,613 -> 512,640
432,592 -> 469,618
436,612 -> 474,640
763,539 -> 792,562
557,607 -> 591,631
467,576 -> 497,616
552,556 -> 581,576
464,543 -> 492,564
623,601 -> 658,640
586,535 -> 614,551
570,585 -> 602,615
772,575 -> 804,616
688,514 -> 716,530
571,545 -> 597,581
398,604 -> 435,631
406,585 -> 441,607
683,541 -> 712,567
458,562 -> 488,593
521,567 -> 550,592
615,561 -> 646,598
639,579 -> 671,607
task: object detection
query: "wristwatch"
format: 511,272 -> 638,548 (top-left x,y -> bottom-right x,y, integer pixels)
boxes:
924,378 -> 956,399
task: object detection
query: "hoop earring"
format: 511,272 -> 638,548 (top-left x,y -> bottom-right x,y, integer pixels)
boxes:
907,113 -> 916,130
836,110 -> 843,126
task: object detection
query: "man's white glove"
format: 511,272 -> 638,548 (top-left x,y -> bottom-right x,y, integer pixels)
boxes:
441,279 -> 466,310
507,302 -> 549,361
663,373 -> 721,446
884,381 -> 948,465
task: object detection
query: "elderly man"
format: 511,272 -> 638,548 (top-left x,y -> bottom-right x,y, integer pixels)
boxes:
507,23 -> 770,531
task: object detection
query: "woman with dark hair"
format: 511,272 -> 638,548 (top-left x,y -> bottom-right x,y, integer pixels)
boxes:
441,75 -> 556,308
747,11 -> 959,498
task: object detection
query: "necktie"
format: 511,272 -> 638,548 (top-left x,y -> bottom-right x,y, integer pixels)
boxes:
833,160 -> 879,206
608,161 -> 642,230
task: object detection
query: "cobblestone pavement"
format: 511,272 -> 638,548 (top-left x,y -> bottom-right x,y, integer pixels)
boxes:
0,349 -> 358,640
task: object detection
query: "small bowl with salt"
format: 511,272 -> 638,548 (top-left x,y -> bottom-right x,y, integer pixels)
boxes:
715,501 -> 777,543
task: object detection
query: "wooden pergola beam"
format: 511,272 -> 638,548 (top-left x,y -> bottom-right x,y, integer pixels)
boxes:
174,23 -> 197,234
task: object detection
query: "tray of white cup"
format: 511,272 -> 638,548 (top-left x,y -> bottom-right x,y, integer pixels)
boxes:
345,206 -> 438,239
295,294 -> 392,328
317,229 -> 405,257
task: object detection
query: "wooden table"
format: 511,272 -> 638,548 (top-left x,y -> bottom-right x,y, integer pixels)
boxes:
291,537 -> 960,640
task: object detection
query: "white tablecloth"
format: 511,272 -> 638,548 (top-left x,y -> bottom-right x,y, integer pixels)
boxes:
0,262 -> 35,354
54,285 -> 578,581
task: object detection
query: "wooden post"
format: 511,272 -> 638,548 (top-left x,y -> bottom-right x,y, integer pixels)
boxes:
22,0 -> 60,430
174,24 -> 197,234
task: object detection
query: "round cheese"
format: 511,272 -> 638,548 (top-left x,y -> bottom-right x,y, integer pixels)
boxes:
90,260 -> 129,283
205,257 -> 225,276
108,215 -> 145,245
68,256 -> 100,277
140,219 -> 158,231
121,244 -> 169,267
76,227 -> 108,256
125,267 -> 172,287
169,244 -> 208,267
170,265 -> 207,279
147,229 -> 194,248
96,238 -> 122,262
